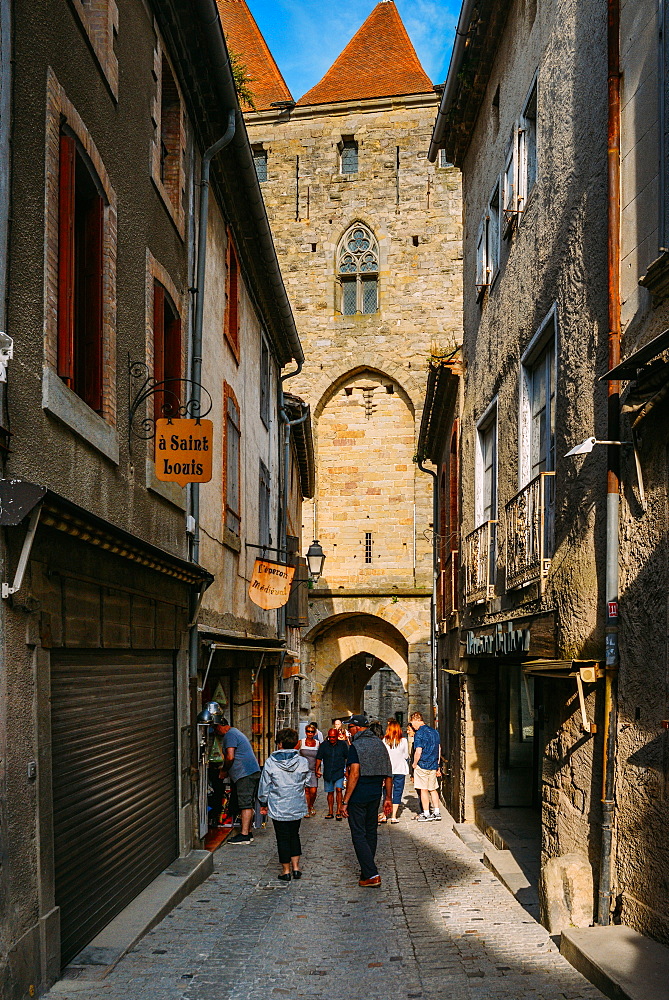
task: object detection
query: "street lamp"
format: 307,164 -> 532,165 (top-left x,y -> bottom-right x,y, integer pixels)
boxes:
305,539 -> 326,582
564,436 -> 630,457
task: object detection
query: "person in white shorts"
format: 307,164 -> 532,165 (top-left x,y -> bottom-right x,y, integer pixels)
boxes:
410,712 -> 441,822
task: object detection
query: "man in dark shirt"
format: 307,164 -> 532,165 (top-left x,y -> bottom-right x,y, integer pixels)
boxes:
341,715 -> 392,887
316,728 -> 348,819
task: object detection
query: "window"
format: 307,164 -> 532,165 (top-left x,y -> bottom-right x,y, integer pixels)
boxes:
70,0 -> 118,98
502,124 -> 520,234
225,233 -> 240,359
475,179 -> 501,297
476,405 -> 497,526
486,181 -> 500,284
438,149 -> 452,168
337,223 -> 379,315
58,130 -> 105,413
152,280 -> 181,419
224,386 -> 241,535
340,137 -> 358,174
528,339 -> 556,478
253,147 -> 268,182
260,336 -> 270,427
520,309 -> 557,486
159,56 -> 181,207
365,532 -> 373,563
259,461 -> 271,550
519,78 -> 537,208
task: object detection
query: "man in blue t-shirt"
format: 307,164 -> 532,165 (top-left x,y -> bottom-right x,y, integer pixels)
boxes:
216,719 -> 260,845
410,712 -> 441,822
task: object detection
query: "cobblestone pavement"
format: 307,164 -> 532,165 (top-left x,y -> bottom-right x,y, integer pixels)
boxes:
46,795 -> 606,1000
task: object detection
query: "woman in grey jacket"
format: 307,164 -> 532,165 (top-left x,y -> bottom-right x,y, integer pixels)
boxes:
257,727 -> 310,881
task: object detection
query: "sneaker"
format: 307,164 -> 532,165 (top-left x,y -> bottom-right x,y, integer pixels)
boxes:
359,875 -> 381,887
416,812 -> 434,822
432,811 -> 442,821
228,833 -> 253,845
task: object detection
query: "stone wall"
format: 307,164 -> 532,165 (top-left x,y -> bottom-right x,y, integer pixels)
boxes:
245,93 -> 463,718
616,0 -> 669,944
453,0 -> 609,909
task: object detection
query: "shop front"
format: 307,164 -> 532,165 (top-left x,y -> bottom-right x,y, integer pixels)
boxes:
459,612 -> 558,839
197,634 -> 284,836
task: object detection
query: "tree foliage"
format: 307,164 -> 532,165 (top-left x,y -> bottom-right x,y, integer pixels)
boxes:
227,40 -> 256,110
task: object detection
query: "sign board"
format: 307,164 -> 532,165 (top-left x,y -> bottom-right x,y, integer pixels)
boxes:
249,559 -> 295,610
155,419 -> 213,486
465,621 -> 531,657
607,601 -> 618,618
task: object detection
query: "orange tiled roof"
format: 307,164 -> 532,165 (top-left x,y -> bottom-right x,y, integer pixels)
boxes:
216,0 -> 293,111
297,1 -> 433,107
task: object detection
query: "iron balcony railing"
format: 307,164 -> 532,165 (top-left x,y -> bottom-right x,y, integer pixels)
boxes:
464,520 -> 497,604
505,471 -> 555,592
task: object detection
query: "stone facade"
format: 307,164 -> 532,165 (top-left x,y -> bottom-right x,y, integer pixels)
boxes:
428,0 -> 612,930
244,88 -> 463,724
614,0 -> 669,945
427,0 -> 669,947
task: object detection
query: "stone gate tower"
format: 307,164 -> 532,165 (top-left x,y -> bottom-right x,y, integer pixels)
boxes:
218,0 -> 462,725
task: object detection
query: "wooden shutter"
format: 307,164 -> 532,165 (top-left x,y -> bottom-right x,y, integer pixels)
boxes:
164,309 -> 182,414
80,190 -> 104,412
153,282 -> 165,420
225,237 -> 239,358
57,133 -> 76,385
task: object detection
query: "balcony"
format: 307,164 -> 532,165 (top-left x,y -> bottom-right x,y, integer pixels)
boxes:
464,521 -> 497,604
505,472 -> 555,593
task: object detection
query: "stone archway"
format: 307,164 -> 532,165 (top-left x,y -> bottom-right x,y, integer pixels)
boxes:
301,608 -> 431,727
321,652 -> 408,725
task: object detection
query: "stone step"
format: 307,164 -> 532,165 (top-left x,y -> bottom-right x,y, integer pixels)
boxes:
561,925 -> 669,1000
452,821 -> 496,859
482,847 -> 532,894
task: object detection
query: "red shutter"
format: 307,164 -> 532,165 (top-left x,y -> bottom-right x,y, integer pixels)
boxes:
80,192 -> 104,412
164,311 -> 182,414
153,282 -> 165,421
58,134 -> 76,384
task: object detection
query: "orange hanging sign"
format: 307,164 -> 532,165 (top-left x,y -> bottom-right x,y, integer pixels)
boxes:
154,418 -> 213,486
248,559 -> 295,610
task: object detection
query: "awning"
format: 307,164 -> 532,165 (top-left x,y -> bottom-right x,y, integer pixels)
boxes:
523,659 -> 601,679
600,327 -> 669,379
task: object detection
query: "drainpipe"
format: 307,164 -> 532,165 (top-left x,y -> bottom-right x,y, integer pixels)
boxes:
598,0 -> 621,926
417,457 -> 439,724
187,109 -> 236,686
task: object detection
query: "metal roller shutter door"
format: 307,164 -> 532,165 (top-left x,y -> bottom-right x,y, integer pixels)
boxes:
51,651 -> 178,966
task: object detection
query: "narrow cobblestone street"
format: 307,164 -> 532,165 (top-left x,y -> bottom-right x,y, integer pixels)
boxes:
47,794 -> 606,1000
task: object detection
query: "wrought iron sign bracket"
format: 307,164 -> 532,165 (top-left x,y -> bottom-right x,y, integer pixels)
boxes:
127,356 -> 213,453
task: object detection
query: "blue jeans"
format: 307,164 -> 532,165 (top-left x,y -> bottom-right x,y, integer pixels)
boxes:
324,777 -> 345,794
392,774 -> 406,805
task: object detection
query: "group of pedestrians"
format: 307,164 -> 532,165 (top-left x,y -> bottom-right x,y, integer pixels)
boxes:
208,709 -> 441,886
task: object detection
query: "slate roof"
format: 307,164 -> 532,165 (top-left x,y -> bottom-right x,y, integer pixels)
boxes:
296,1 -> 433,107
216,0 -> 293,110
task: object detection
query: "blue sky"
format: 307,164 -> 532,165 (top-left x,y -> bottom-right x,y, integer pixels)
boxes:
247,0 -> 460,100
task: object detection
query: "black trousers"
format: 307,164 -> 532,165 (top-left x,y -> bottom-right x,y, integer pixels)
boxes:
272,818 -> 302,864
347,798 -> 381,880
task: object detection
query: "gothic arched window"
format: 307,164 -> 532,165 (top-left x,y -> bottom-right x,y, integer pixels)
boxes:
337,224 -> 379,315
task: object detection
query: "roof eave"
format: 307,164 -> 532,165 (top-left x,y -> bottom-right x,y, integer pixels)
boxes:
154,0 -> 303,367
418,359 -> 461,463
429,0 -> 513,167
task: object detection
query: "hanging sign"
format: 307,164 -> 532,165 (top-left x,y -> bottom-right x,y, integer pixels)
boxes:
155,419 -> 213,486
249,559 -> 295,610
